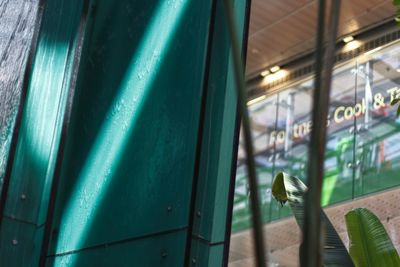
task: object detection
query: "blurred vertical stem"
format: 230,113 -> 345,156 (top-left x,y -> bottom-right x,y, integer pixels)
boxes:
302,0 -> 341,267
222,0 -> 267,266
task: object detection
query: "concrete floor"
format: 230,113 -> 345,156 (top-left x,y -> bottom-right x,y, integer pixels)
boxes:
229,187 -> 400,266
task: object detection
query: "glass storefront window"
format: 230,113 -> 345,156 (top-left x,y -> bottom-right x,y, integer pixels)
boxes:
231,39 -> 400,233
233,94 -> 278,231
322,62 -> 357,205
355,44 -> 400,196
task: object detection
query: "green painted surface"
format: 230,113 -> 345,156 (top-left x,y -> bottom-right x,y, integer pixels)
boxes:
46,0 -> 217,264
190,0 -> 248,264
3,0 -> 83,224
190,239 -> 225,267
0,0 -> 84,266
0,0 -> 250,265
191,0 -> 246,242
0,217 -> 44,266
46,230 -> 187,267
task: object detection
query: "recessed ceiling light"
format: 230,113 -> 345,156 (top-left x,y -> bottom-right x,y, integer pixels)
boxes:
344,40 -> 360,51
262,69 -> 288,84
260,70 -> 270,77
343,36 -> 354,43
270,66 -> 280,73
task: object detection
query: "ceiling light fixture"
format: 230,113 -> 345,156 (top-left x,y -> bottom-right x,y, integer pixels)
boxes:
260,70 -> 270,77
270,65 -> 280,73
344,40 -> 361,51
262,69 -> 288,84
343,36 -> 354,43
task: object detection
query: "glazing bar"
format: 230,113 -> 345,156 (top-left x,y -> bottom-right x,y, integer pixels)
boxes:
222,0 -> 267,266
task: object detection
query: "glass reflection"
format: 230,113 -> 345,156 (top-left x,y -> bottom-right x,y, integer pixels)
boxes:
232,40 -> 400,233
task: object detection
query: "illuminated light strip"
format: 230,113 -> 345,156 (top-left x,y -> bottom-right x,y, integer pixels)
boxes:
55,0 -> 190,259
247,95 -> 266,106
364,46 -> 382,55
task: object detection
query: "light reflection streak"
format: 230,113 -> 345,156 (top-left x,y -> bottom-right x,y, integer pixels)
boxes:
55,1 -> 190,262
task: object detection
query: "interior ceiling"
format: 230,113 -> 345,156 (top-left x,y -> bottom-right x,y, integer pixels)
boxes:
245,0 -> 396,78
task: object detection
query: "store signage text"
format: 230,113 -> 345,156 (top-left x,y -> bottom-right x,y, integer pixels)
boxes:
269,87 -> 400,145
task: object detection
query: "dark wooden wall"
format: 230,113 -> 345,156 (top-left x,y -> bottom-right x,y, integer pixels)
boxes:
0,0 -> 39,181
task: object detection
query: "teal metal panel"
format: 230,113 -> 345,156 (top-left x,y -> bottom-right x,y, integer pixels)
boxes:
46,230 -> 187,267
190,0 -> 249,264
0,217 -> 44,266
190,239 -> 225,267
46,0 -> 215,262
3,0 -> 83,224
0,0 -> 250,265
0,0 -> 86,265
191,0 -> 233,242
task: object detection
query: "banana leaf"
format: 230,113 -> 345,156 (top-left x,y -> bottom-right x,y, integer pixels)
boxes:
272,172 -> 354,266
345,208 -> 400,267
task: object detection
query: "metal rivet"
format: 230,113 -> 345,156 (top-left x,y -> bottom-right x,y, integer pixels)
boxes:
167,206 -> 172,212
12,239 -> 18,245
192,258 -> 197,264
196,211 -> 201,217
20,194 -> 26,200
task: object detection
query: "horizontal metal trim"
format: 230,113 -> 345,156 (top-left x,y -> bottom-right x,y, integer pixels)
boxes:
47,226 -> 188,258
191,234 -> 225,247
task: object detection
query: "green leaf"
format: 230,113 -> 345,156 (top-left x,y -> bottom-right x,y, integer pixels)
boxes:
272,172 -> 354,267
390,98 -> 400,106
345,208 -> 400,267
394,1 -> 400,24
